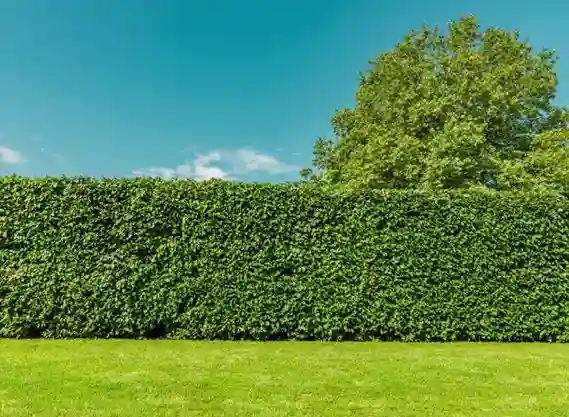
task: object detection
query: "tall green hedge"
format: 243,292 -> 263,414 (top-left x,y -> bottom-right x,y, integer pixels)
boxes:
1,176 -> 569,341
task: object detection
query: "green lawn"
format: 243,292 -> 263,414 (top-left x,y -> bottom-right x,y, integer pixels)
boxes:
0,341 -> 568,416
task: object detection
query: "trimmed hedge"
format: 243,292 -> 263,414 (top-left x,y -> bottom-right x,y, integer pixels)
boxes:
1,176 -> 569,341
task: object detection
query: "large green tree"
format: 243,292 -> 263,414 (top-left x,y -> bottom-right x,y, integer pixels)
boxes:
301,15 -> 569,192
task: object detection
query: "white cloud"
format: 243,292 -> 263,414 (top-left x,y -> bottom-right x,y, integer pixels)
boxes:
132,147 -> 298,181
0,146 -> 26,164
228,148 -> 298,174
196,151 -> 221,165
132,157 -> 230,181
132,167 -> 178,179
38,142 -> 65,162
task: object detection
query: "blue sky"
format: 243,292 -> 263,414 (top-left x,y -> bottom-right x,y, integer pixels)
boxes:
0,0 -> 568,181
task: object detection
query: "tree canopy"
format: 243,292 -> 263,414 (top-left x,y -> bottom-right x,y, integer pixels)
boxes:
301,15 -> 569,193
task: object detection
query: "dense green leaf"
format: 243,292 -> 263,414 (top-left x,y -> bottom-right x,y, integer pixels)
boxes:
303,15 -> 569,192
1,176 -> 569,341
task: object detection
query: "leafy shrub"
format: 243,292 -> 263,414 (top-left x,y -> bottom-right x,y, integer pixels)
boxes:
1,176 -> 569,341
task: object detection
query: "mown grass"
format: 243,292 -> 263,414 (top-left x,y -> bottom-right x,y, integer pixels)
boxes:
0,340 -> 568,416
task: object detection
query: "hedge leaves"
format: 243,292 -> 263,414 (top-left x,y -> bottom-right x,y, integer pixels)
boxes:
1,176 -> 569,341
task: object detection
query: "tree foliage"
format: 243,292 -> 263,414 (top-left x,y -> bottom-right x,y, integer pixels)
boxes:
2,176 -> 569,342
302,15 -> 569,192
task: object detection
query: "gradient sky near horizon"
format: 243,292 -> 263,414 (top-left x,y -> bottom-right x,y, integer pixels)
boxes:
1,0 -> 568,181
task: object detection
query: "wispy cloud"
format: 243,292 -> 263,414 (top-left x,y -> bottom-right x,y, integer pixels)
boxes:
0,146 -> 26,164
132,152 -> 231,181
131,167 -> 179,179
228,148 -> 298,174
132,147 -> 299,180
40,147 -> 64,161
